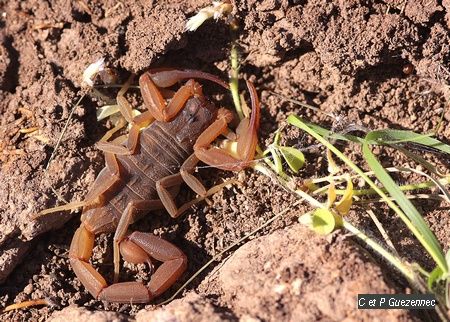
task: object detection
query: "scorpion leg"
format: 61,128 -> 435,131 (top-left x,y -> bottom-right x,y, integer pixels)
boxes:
96,94 -> 155,156
194,80 -> 260,171
99,117 -> 127,143
32,152 -> 122,219
180,154 -> 207,196
157,154 -> 209,216
96,124 -> 141,155
156,173 -> 184,218
112,199 -> 163,283
81,152 -> 122,211
156,162 -> 238,218
98,75 -> 135,143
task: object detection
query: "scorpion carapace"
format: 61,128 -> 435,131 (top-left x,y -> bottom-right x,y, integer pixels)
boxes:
68,69 -> 260,303
166,95 -> 218,146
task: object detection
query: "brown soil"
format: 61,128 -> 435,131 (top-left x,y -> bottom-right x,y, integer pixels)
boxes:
0,0 -> 450,321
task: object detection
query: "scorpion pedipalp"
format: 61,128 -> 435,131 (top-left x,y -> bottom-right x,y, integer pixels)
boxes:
194,80 -> 260,171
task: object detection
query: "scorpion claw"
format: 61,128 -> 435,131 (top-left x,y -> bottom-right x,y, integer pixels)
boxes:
194,81 -> 260,171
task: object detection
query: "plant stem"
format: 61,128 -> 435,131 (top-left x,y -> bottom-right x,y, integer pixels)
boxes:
254,162 -> 417,283
230,43 -> 244,120
342,220 -> 415,281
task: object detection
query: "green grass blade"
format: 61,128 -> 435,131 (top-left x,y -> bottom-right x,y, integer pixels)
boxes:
366,129 -> 450,155
229,43 -> 243,120
366,129 -> 433,144
269,146 -> 283,174
396,147 -> 446,178
288,115 -> 448,274
363,133 -> 448,273
302,120 -> 364,144
303,118 -> 450,156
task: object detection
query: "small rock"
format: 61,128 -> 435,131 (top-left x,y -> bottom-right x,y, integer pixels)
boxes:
48,305 -> 129,322
136,292 -> 224,322
23,284 -> 33,294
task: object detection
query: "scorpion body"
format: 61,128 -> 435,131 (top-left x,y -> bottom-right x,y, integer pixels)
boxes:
82,96 -> 216,235
66,69 -> 260,303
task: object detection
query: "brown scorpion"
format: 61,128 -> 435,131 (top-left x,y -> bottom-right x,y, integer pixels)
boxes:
64,69 -> 260,303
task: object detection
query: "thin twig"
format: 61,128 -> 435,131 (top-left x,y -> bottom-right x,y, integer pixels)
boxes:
44,92 -> 87,171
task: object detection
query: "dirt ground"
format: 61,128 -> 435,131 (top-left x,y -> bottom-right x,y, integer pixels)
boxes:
1,0 -> 450,321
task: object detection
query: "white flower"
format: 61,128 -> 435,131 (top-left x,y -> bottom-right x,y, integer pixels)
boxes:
82,57 -> 105,87
185,1 -> 232,32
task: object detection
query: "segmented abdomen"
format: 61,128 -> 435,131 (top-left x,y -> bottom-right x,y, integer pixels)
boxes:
83,120 -> 193,234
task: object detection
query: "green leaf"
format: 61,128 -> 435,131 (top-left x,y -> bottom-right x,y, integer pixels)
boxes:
311,208 -> 342,235
279,146 -> 305,173
428,266 -> 444,290
96,104 -> 120,121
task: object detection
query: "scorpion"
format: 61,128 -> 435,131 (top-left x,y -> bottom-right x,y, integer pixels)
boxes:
63,68 -> 260,303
